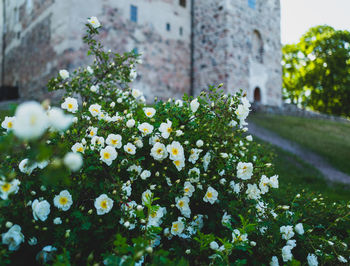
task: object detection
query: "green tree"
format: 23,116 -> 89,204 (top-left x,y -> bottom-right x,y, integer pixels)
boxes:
282,25 -> 350,116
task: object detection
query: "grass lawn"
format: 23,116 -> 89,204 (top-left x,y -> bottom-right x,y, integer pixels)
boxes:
261,141 -> 350,203
249,113 -> 350,175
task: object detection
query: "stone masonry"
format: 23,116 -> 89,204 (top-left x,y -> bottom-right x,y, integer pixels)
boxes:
0,0 -> 282,106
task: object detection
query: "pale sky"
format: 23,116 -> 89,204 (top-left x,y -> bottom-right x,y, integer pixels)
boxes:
281,0 -> 350,44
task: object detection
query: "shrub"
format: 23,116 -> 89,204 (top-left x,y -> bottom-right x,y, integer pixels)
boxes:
0,18 -> 349,265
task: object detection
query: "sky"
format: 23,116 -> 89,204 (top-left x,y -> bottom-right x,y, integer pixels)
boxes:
281,0 -> 350,44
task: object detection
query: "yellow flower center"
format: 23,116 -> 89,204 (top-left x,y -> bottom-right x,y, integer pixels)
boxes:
143,128 -> 149,133
174,160 -> 181,167
59,197 -> 68,205
111,139 -> 117,145
127,148 -> 132,153
92,108 -> 99,113
68,103 -> 73,109
77,147 -> 84,152
184,188 -> 190,193
90,131 -> 94,136
100,200 -> 107,209
173,223 -> 179,232
167,127 -> 172,133
103,152 -> 110,159
206,192 -> 213,198
150,212 -> 157,218
178,201 -> 184,208
7,122 -> 13,128
30,115 -> 37,126
156,148 -> 163,155
171,148 -> 178,156
147,112 -> 152,116
1,183 -> 11,192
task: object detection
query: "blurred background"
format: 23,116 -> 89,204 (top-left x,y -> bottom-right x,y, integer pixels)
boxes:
0,0 -> 349,200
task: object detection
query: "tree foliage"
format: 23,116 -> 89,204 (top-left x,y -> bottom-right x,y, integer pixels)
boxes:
282,25 -> 350,116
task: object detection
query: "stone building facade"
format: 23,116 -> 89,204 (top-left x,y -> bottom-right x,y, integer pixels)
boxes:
0,0 -> 282,106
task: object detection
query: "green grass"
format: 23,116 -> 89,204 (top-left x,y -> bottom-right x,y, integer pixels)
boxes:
262,141 -> 350,203
250,113 -> 350,175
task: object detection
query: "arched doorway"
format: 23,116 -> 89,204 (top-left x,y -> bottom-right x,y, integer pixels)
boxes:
254,87 -> 261,103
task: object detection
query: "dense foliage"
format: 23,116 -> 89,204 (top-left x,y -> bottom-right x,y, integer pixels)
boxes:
0,19 -> 349,265
283,25 -> 350,117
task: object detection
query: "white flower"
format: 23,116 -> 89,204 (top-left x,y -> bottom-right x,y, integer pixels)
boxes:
203,186 -> 218,204
220,153 -> 228,158
100,146 -> 118,166
235,101 -> 250,123
59,69 -> 69,80
280,225 -> 295,240
122,182 -> 132,197
210,241 -> 219,250
269,175 -> 279,188
126,119 -> 135,128
53,217 -> 62,225
53,190 -> 73,211
307,253 -> 318,266
32,199 -> 50,221
175,130 -> 184,136
221,212 -> 231,225
87,126 -> 98,138
87,66 -> 93,74
229,181 -> 241,194
106,134 -> 122,149
91,136 -> 105,149
138,122 -> 154,136
71,142 -> 85,153
203,151 -> 211,171
282,245 -> 293,262
61,97 -> 78,113
246,135 -> 253,141
259,175 -> 270,194
338,255 -> 348,263
140,170 -> 151,180
89,104 -> 102,117
19,158 -> 37,175
173,159 -> 185,171
175,196 -> 191,218
159,119 -> 173,139
190,98 -> 200,112
124,143 -> 136,155
188,148 -> 202,164
63,152 -> 83,172
28,237 -> 37,246
0,179 -> 19,201
143,107 -> 156,118
129,69 -> 137,81
183,181 -> 195,197
150,142 -> 168,161
188,167 -> 200,183
47,107 -> 73,132
148,206 -> 166,227
134,139 -> 143,148
196,140 -> 204,147
171,218 -> 185,236
232,229 -> 248,242
246,184 -> 261,200
90,85 -> 99,93
175,99 -> 183,107
141,189 -> 153,205
127,164 -> 142,175
1,116 -> 15,131
94,194 -> 113,215
294,223 -> 304,235
237,162 -> 253,180
167,141 -> 185,161
87,16 -> 101,28
13,101 -> 49,139
1,225 -> 24,251
131,89 -> 142,99
270,256 -> 279,266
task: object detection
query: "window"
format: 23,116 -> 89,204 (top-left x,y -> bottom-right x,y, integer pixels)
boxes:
130,5 -> 138,22
179,27 -> 183,36
166,23 -> 171,32
179,0 -> 186,8
254,87 -> 261,103
248,0 -> 256,9
252,30 -> 264,63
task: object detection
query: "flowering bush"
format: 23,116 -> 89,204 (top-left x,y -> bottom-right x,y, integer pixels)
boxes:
0,18 -> 349,265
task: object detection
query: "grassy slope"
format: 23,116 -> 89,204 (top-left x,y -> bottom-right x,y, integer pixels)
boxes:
250,113 -> 350,175
266,142 -> 350,203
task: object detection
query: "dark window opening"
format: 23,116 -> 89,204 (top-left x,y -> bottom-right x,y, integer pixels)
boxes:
0,85 -> 19,101
179,0 -> 186,8
166,23 -> 171,32
179,27 -> 183,36
130,5 -> 138,22
254,87 -> 261,103
252,30 -> 264,63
